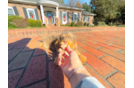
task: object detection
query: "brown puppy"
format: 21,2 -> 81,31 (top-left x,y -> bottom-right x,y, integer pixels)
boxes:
40,32 -> 87,65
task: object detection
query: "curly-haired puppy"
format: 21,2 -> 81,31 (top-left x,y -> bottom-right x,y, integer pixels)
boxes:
40,32 -> 87,65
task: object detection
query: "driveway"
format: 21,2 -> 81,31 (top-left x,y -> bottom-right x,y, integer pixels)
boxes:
8,29 -> 125,88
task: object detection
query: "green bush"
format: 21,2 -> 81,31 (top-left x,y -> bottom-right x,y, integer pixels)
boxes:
84,22 -> 87,26
12,18 -> 29,28
75,21 -> 83,26
8,15 -> 23,29
98,21 -> 106,26
93,21 -> 98,26
28,19 -> 42,27
87,23 -> 89,26
101,22 -> 106,26
108,22 -> 116,26
8,15 -> 22,22
8,21 -> 16,29
71,22 -> 75,26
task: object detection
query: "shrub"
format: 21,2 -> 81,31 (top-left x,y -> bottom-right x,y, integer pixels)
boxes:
8,21 -> 16,29
12,18 -> 29,28
84,22 -> 87,26
8,15 -> 22,22
98,21 -> 106,26
66,23 -> 71,25
87,23 -> 89,26
75,21 -> 83,26
101,22 -> 106,26
98,22 -> 102,25
28,19 -> 42,27
93,21 -> 98,26
108,22 -> 116,26
71,22 -> 75,26
8,15 -> 22,29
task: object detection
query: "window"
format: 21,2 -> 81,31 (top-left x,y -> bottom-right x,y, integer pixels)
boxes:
62,12 -> 67,24
84,16 -> 89,22
8,6 -> 15,15
74,13 -> 78,23
27,8 -> 36,20
74,14 -> 77,21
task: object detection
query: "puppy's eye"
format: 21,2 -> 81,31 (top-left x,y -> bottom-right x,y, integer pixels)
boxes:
60,37 -> 64,40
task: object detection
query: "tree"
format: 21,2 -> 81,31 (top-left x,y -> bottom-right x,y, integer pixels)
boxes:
117,0 -> 125,24
68,0 -> 77,7
90,0 -> 125,23
68,0 -> 83,7
52,0 -> 64,4
82,3 -> 92,13
75,1 -> 83,8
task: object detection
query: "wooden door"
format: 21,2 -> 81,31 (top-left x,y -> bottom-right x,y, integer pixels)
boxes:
47,13 -> 53,24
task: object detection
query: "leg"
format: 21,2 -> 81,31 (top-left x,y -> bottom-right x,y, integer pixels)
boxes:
54,56 -> 59,65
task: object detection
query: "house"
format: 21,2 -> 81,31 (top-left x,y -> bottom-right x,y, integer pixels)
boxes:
8,0 -> 96,27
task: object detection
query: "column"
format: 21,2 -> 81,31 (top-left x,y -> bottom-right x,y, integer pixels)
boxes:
40,5 -> 45,24
56,6 -> 58,18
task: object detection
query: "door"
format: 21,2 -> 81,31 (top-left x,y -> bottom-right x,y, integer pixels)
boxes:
47,12 -> 53,24
62,12 -> 67,24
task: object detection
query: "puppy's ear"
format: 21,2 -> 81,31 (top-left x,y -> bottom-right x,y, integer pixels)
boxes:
49,39 -> 58,51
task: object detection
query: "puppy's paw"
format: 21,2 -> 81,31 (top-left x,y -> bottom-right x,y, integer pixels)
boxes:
79,55 -> 87,64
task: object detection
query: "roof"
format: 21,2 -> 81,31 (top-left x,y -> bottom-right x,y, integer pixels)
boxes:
8,0 -> 96,15
82,11 -> 96,16
9,0 -> 85,10
58,3 -> 85,10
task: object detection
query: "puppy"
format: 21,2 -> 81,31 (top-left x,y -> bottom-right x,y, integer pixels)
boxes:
40,32 -> 87,65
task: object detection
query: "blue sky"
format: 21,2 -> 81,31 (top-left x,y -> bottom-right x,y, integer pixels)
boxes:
64,0 -> 91,5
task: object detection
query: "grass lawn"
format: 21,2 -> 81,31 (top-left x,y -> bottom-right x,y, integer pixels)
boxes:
8,25 -> 46,30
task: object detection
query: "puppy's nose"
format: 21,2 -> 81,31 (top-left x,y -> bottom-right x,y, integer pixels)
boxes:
63,41 -> 67,44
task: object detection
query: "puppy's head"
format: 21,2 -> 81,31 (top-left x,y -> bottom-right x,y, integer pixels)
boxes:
55,32 -> 77,50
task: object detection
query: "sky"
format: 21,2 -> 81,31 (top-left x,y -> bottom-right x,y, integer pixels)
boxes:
64,0 -> 91,5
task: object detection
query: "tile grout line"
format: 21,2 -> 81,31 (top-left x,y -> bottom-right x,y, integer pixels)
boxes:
97,49 -> 125,62
77,40 -> 99,50
82,47 -> 119,74
32,53 -> 46,57
108,41 -> 125,47
8,47 -> 26,65
85,63 -> 114,88
98,54 -> 108,59
8,39 -> 25,51
20,78 -> 47,88
96,46 -> 103,50
82,37 -> 113,45
103,70 -> 118,80
115,49 -> 122,52
99,57 -> 125,75
15,38 -> 40,88
78,44 -> 125,83
46,47 -> 50,88
8,67 -> 24,73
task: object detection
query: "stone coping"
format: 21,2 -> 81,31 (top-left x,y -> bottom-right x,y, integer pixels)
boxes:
8,27 -> 125,38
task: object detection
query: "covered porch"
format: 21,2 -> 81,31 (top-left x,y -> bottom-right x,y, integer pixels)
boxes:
38,0 -> 60,27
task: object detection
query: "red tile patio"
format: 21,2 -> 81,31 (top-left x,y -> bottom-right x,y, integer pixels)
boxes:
8,27 -> 125,88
